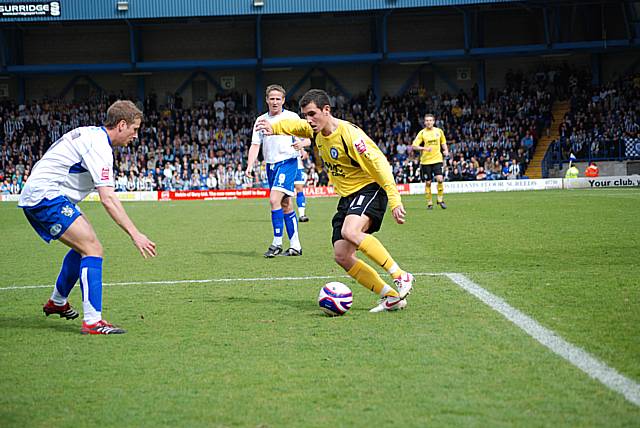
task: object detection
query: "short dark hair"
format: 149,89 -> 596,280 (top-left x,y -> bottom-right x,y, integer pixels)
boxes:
104,100 -> 143,128
299,89 -> 332,110
424,113 -> 435,120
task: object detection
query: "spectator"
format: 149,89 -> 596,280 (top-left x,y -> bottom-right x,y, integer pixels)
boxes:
585,162 -> 599,177
206,170 -> 218,190
565,164 -> 579,178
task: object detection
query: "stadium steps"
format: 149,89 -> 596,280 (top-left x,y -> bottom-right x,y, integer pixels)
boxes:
525,100 -> 570,179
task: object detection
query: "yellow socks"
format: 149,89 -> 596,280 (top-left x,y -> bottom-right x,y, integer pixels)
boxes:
358,235 -> 405,280
426,183 -> 432,205
347,260 -> 399,297
437,182 -> 444,203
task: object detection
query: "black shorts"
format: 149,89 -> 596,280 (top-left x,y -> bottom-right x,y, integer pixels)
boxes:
331,182 -> 388,245
421,163 -> 443,181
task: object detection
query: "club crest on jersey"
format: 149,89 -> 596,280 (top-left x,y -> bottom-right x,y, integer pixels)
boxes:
330,148 -> 339,159
101,167 -> 110,181
61,206 -> 74,217
354,139 -> 367,154
49,224 -> 62,236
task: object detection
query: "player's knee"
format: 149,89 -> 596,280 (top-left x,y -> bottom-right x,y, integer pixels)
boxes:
83,237 -> 103,257
333,251 -> 351,269
340,227 -> 359,244
269,197 -> 281,210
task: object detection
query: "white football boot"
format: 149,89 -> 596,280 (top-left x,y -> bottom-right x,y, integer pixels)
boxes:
369,295 -> 407,313
394,272 -> 414,299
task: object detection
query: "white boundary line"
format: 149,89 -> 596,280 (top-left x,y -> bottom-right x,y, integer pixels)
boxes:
2,271 -> 638,407
0,273 -> 443,291
446,273 -> 640,408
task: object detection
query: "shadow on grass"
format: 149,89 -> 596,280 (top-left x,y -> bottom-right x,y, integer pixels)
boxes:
198,295 -> 379,317
196,250 -> 259,258
0,316 -> 79,333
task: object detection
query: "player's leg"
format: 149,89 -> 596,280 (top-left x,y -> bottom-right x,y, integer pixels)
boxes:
22,196 -> 82,320
294,170 -> 309,222
44,248 -> 82,318
265,159 -> 300,257
58,216 -> 125,335
339,185 -> 414,298
422,165 -> 433,209
266,188 -> 286,256
334,238 -> 396,297
435,164 -> 446,209
295,182 -> 308,221
264,162 -> 285,257
281,195 -> 302,256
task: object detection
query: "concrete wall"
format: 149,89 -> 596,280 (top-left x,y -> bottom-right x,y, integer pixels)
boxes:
553,161 -> 630,178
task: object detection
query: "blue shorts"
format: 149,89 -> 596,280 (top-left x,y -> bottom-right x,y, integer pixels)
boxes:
294,167 -> 307,185
21,195 -> 82,243
267,158 -> 298,196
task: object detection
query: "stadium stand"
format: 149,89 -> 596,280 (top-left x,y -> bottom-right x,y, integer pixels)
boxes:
3,67 -> 640,193
549,72 -> 640,164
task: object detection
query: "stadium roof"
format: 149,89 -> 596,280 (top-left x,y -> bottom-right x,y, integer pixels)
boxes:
0,0 -> 519,22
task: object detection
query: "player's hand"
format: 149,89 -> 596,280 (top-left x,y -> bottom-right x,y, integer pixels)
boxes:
292,140 -> 303,150
392,204 -> 406,225
132,232 -> 157,259
255,119 -> 273,135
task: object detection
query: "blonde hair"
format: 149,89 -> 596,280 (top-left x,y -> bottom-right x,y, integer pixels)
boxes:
104,100 -> 143,128
265,84 -> 286,98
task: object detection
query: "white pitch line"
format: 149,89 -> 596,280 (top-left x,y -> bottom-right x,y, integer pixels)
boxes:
446,272 -> 640,408
0,272 -> 442,291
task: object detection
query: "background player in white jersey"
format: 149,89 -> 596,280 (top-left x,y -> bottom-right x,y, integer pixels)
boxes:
246,84 -> 310,257
19,100 -> 156,335
294,149 -> 309,222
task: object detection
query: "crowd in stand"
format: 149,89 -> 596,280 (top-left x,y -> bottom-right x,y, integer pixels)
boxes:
551,72 -> 640,162
2,66 -> 636,195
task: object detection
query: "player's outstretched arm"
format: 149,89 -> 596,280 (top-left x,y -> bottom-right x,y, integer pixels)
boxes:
256,118 -> 313,139
97,186 -> 157,258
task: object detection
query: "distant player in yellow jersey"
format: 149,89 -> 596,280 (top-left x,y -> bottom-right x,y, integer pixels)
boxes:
256,89 -> 414,313
412,114 -> 449,209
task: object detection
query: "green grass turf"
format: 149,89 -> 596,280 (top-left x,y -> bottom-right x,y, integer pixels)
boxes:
1,188 -> 639,427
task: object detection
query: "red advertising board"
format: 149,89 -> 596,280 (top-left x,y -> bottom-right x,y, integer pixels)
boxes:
158,184 -> 410,201
158,188 -> 269,201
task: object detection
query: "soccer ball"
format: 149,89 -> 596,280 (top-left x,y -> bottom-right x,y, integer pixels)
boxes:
318,282 -> 353,316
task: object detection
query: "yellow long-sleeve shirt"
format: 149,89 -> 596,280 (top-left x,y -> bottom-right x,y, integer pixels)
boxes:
272,118 -> 402,210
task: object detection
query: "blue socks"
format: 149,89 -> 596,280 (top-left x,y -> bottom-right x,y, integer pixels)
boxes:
284,211 -> 301,250
79,256 -> 103,323
51,249 -> 81,304
296,191 -> 306,209
271,208 -> 284,246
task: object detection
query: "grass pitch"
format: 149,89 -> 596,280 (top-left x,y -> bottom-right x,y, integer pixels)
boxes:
1,189 -> 639,427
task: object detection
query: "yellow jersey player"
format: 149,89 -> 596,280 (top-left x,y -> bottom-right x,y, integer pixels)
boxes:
256,89 -> 414,313
412,114 -> 449,209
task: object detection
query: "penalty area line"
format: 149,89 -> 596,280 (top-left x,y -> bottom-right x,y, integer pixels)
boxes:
0,272 -> 443,291
445,272 -> 640,408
